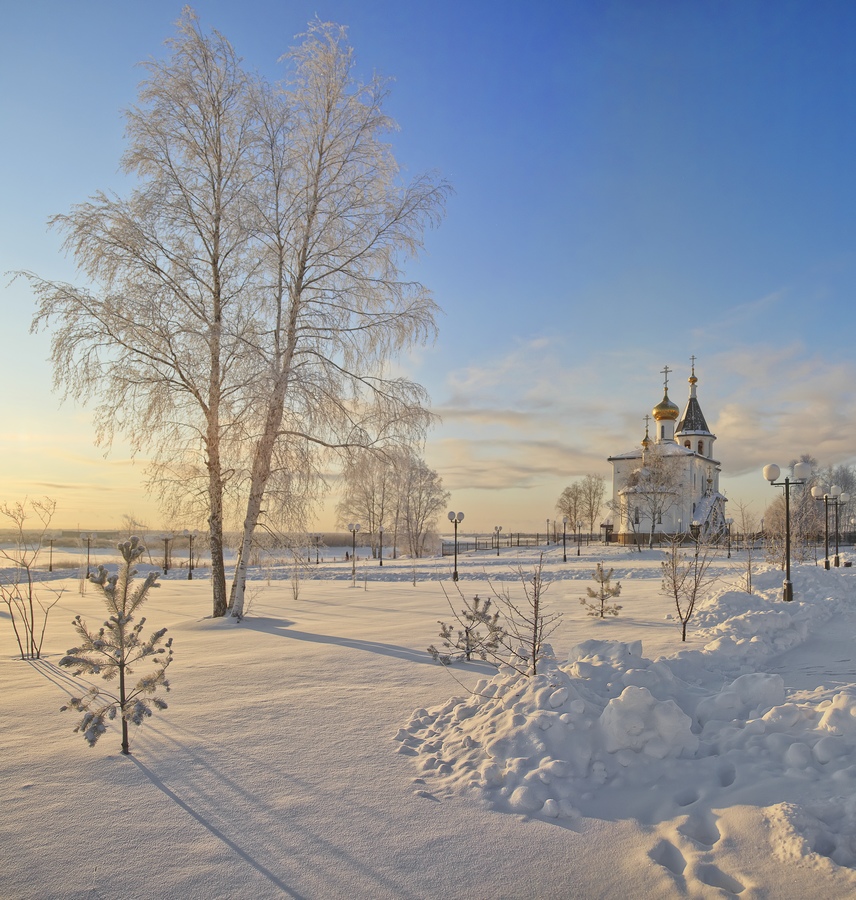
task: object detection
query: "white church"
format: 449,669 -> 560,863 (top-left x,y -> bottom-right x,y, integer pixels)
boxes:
607,362 -> 726,544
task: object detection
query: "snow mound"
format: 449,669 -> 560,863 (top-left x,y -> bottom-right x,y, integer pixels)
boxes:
399,574 -> 856,872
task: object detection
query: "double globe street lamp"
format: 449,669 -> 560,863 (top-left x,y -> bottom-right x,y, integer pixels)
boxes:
448,511 -> 464,581
494,525 -> 502,557
764,461 -> 812,602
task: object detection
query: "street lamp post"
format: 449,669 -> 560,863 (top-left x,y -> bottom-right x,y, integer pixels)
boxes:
378,526 -> 384,566
764,462 -> 812,602
162,534 -> 173,575
448,511 -> 465,581
494,525 -> 502,556
84,533 -> 96,578
562,516 -> 569,563
348,523 -> 361,581
315,535 -> 321,565
725,518 -> 733,558
576,520 -> 583,556
834,490 -> 850,567
182,529 -> 196,579
546,519 -> 550,545
48,537 -> 55,573
812,484 -> 831,569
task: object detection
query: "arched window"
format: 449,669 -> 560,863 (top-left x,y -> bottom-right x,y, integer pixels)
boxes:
634,507 -> 640,524
684,440 -> 691,448
698,440 -> 704,455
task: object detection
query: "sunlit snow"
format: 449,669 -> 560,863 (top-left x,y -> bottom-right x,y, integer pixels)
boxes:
3,543 -> 856,898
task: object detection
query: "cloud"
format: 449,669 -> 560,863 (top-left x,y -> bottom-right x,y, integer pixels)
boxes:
430,339 -> 856,519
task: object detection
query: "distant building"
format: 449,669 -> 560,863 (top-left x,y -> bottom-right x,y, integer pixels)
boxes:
607,362 -> 726,544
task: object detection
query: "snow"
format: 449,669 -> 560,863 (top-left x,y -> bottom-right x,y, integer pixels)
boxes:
3,543 -> 856,897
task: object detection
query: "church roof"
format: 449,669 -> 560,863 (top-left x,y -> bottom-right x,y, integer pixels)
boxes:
676,396 -> 710,434
607,442 -> 694,462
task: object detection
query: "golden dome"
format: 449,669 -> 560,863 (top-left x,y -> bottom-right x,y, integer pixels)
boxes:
652,390 -> 679,421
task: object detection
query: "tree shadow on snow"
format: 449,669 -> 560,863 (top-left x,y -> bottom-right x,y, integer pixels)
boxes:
239,617 -> 496,671
130,755 -> 308,900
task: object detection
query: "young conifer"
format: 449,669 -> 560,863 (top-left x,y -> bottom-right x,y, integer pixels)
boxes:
60,536 -> 173,754
428,594 -> 505,665
580,562 -> 623,618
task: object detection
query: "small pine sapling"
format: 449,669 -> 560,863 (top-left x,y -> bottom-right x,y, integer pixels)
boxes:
580,562 -> 622,618
428,593 -> 505,665
60,537 -> 173,754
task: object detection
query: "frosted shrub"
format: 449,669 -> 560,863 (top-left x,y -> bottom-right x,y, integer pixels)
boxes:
428,594 -> 505,665
60,537 -> 173,754
580,562 -> 622,618
0,497 -> 64,659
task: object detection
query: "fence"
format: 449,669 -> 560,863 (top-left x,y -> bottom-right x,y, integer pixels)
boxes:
440,532 -> 594,557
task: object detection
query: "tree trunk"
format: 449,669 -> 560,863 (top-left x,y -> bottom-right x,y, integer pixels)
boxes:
230,374 -> 289,618
207,426 -> 228,618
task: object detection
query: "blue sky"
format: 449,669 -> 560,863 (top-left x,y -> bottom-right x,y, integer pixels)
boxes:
3,1 -> 856,531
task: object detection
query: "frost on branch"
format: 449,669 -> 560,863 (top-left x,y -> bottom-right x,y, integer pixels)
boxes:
60,536 -> 173,754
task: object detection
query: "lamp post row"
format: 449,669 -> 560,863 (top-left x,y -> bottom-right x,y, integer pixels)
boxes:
811,484 -> 850,569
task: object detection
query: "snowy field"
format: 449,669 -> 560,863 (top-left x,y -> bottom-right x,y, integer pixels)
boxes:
3,543 -> 856,899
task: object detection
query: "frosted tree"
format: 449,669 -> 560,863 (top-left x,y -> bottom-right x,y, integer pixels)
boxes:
398,455 -> 450,558
226,22 -> 448,616
556,482 -> 583,527
23,11 -> 448,620
428,592 -> 505,665
660,535 -> 718,642
60,537 -> 173,755
25,12 -> 256,617
336,450 -> 401,559
581,474 -> 607,537
488,556 -> 561,676
580,562 -> 622,618
732,499 -> 758,594
0,498 -> 64,659
621,444 -> 683,549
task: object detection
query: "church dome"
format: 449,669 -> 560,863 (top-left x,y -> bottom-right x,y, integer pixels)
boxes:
652,390 -> 679,421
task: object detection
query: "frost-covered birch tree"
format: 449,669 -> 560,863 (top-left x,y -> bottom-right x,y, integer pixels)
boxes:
398,455 -> 449,558
228,22 -> 447,616
22,10 -> 448,619
336,450 -> 401,557
25,12 -> 255,617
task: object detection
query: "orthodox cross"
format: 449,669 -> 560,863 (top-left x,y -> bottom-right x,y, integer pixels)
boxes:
643,414 -> 651,434
661,365 -> 672,391
690,355 -> 697,376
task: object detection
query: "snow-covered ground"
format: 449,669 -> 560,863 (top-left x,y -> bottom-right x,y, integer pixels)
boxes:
3,543 -> 856,898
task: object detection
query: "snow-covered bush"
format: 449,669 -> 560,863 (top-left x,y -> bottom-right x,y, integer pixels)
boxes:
60,537 -> 173,754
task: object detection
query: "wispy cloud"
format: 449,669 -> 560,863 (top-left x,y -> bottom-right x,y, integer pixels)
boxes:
428,338 -> 856,526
